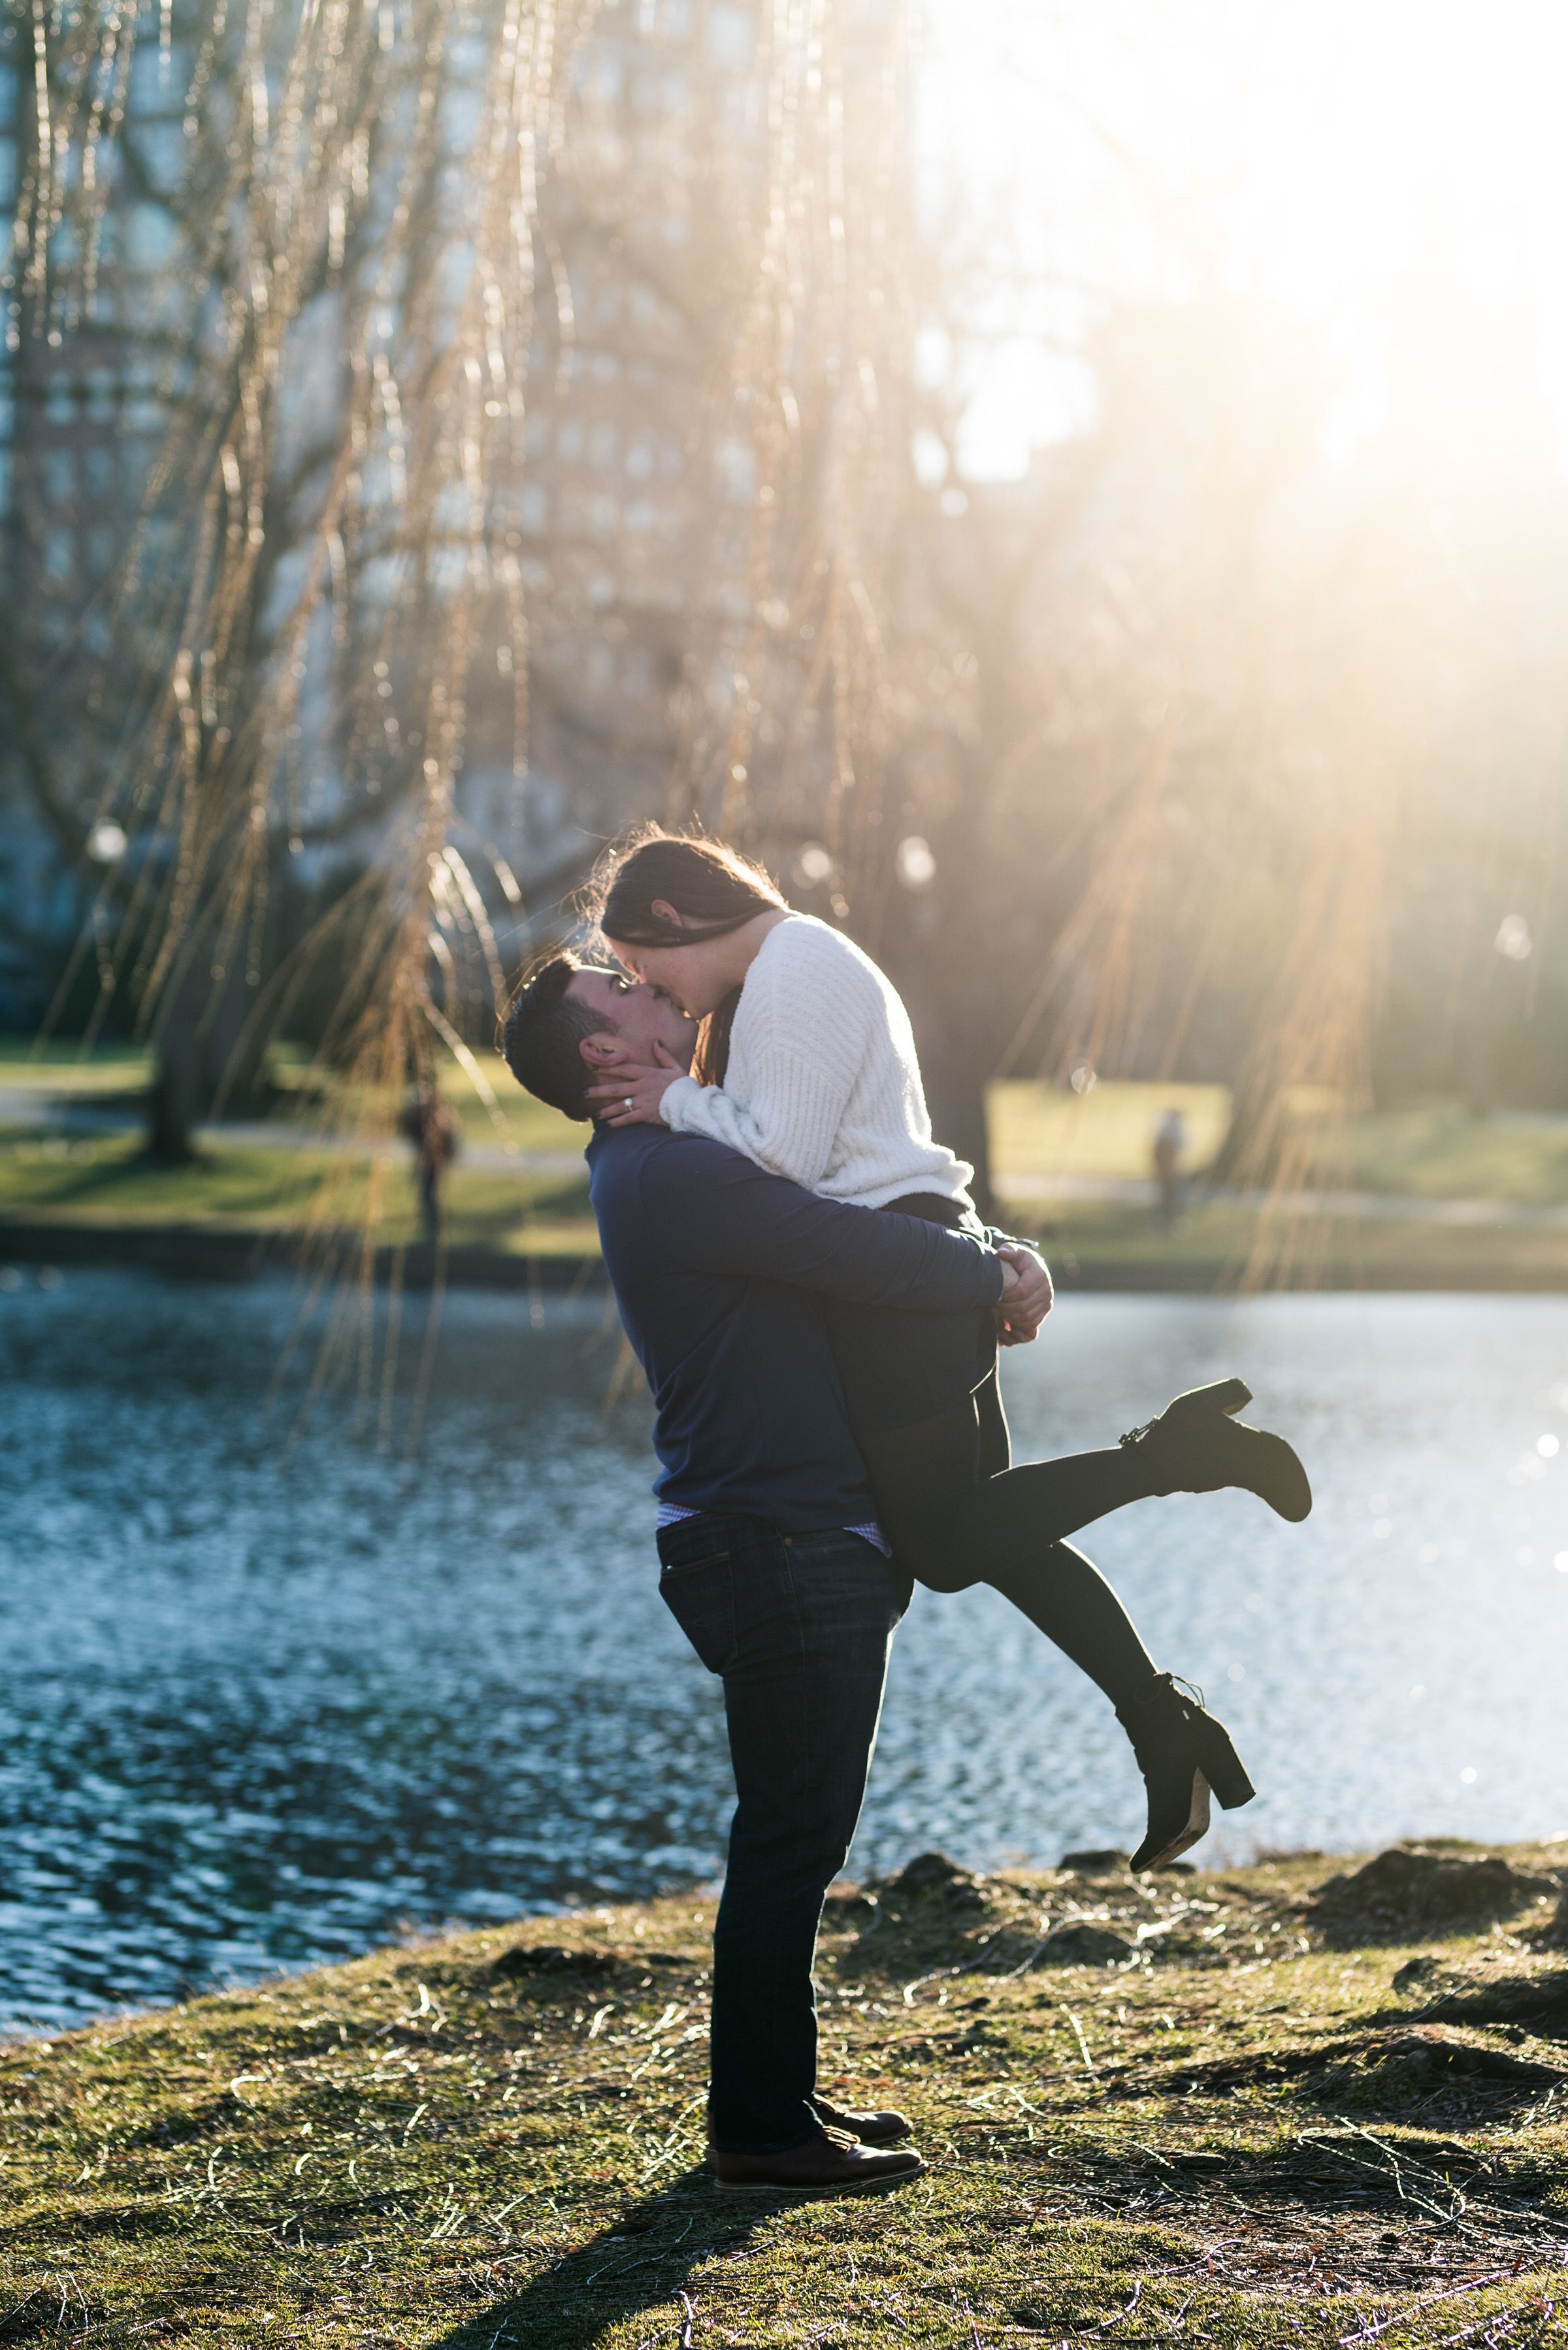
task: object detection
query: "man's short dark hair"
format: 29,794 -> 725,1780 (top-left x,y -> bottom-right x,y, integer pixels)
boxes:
502,954 -> 613,1121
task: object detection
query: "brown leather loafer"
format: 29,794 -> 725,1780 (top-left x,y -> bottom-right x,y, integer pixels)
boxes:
811,2094 -> 912,2145
711,2127 -> 924,2194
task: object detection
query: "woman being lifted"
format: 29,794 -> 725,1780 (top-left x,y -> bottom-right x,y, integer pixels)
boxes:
583,827 -> 1311,1872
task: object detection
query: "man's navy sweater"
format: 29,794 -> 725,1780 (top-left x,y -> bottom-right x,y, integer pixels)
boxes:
585,1123 -> 1005,1532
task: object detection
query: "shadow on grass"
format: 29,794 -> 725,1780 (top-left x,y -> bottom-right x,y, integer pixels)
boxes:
434,2164 -> 895,2350
0,1141 -> 158,1205
1,1141 -> 298,1211
1148,2023 -> 1565,2119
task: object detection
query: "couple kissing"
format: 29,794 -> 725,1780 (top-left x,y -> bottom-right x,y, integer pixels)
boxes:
502,827 -> 1311,2194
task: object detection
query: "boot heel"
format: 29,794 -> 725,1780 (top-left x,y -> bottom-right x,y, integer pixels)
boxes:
1124,1378 -> 1311,1521
1190,1376 -> 1252,1417
1196,1723 -> 1256,1810
1118,1672 -> 1258,1870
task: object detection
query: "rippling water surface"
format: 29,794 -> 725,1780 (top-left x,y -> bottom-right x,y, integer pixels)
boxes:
5,1272 -> 1568,2028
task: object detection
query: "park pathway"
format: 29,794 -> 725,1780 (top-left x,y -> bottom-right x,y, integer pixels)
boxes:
6,1085 -> 1568,1229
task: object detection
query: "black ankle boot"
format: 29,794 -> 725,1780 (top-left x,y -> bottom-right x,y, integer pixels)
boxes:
1116,1672 -> 1256,1872
1120,1376 -> 1311,1522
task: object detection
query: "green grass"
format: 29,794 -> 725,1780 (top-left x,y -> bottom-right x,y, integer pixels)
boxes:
994,1082 -> 1568,1205
0,1133 -> 596,1255
990,1081 -> 1232,1182
1007,1193 -> 1568,1289
30,1131 -> 1568,1280
0,1038 -> 155,1093
11,1040 -> 1568,1205
1333,1105 -> 1568,1206
5,1844 -> 1566,2346
8,1045 -> 1568,1280
0,1038 -> 585,1153
443,1090 -> 589,1158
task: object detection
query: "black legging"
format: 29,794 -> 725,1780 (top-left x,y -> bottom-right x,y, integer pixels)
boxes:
855,1371 -> 1160,1711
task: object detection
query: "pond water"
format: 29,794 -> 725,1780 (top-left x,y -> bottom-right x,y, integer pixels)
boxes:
5,1272 -> 1568,2030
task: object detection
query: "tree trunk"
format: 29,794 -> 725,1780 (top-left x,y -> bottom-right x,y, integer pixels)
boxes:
146,1059 -> 199,1164
145,1033 -> 202,1165
879,882 -> 1000,1223
1208,1063 -> 1273,1187
921,1044 -> 995,1224
142,969 -> 270,1164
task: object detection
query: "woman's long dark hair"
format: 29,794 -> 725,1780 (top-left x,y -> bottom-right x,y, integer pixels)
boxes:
581,827 -> 788,1085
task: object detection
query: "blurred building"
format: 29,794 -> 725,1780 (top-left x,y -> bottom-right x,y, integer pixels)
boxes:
0,0 -> 768,1025
0,24 -> 188,1021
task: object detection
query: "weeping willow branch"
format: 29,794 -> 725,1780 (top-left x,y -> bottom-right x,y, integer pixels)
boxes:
668,0 -> 913,938
5,0 -> 918,1385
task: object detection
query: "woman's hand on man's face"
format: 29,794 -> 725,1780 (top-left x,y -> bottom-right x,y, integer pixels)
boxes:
587,1040 -> 685,1127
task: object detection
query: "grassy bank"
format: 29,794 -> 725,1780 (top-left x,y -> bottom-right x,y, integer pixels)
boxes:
0,1047 -> 600,1256
5,1841 -> 1568,2346
11,1140 -> 1568,1287
992,1085 -> 1568,1207
7,1058 -> 1568,1284
0,1133 -> 599,1257
1015,1195 -> 1568,1291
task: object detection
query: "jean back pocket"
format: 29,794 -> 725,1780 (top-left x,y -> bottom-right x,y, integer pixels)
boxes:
660,1548 -> 736,1676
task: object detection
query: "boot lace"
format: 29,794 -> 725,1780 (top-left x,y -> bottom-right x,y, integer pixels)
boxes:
1122,1668 -> 1207,1720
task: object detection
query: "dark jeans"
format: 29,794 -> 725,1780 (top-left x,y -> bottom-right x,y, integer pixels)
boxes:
657,1512 -> 911,2154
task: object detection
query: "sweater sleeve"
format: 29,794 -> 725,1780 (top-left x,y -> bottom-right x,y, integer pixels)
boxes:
640,1138 -> 1005,1312
659,1053 -> 857,1191
659,927 -> 870,1190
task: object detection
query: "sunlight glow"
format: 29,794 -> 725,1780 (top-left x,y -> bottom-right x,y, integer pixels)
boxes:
924,0 -> 1568,479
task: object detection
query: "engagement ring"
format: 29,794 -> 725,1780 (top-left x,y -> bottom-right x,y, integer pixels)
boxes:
624,1097 -> 633,1110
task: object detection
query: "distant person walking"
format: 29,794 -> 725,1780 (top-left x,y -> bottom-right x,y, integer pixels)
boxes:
399,1084 -> 459,1245
1152,1104 -> 1188,1231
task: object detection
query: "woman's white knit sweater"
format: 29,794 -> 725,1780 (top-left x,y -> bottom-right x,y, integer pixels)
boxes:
657,913 -> 973,1209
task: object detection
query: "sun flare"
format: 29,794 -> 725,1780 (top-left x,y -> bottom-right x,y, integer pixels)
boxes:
926,0 -> 1568,478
